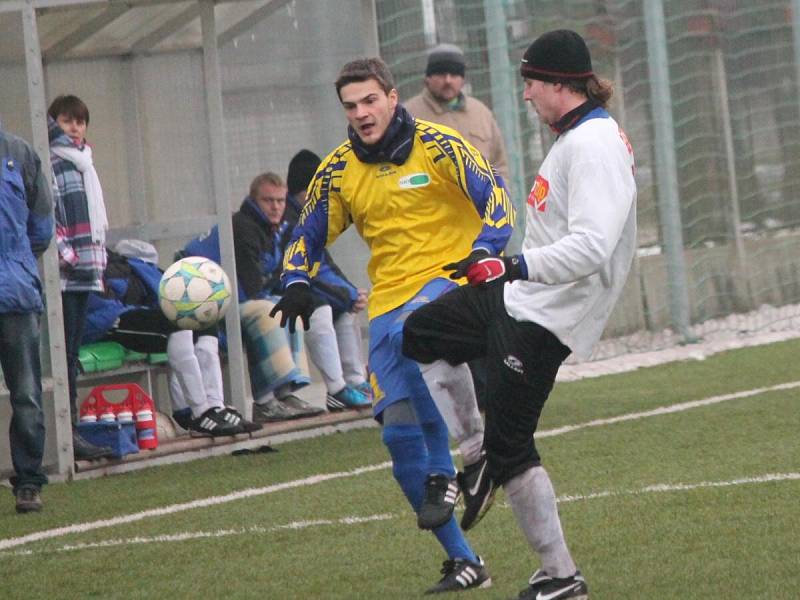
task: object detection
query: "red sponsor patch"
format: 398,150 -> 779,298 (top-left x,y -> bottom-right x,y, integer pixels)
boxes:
618,128 -> 635,175
527,175 -> 549,212
618,128 -> 633,156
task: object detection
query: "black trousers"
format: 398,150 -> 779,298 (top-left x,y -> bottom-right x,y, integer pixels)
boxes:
106,309 -> 218,354
402,284 -> 570,485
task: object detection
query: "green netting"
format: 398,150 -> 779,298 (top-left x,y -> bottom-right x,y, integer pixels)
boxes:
376,0 -> 800,357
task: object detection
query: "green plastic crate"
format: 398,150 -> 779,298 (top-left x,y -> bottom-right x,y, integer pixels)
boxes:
78,342 -> 126,372
124,349 -> 147,362
147,352 -> 168,364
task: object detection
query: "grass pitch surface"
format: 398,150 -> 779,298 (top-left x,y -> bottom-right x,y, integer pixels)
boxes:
1,340 -> 798,599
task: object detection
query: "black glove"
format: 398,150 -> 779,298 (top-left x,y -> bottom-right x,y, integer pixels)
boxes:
465,255 -> 526,287
443,248 -> 491,280
269,282 -> 314,333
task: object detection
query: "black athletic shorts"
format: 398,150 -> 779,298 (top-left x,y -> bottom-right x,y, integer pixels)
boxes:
403,283 -> 570,485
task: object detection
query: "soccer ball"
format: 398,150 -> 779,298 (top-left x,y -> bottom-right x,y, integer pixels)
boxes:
159,256 -> 232,330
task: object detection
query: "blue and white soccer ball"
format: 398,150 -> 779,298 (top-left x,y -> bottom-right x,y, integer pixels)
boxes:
158,256 -> 232,330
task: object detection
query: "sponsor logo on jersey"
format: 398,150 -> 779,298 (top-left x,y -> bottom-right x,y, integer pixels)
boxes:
376,164 -> 396,179
527,175 -> 549,212
503,355 -> 524,374
398,173 -> 431,189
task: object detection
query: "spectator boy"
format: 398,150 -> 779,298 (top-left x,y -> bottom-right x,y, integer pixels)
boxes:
48,95 -> 114,460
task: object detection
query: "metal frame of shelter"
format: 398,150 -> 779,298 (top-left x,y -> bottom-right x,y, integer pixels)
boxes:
0,0 -> 380,480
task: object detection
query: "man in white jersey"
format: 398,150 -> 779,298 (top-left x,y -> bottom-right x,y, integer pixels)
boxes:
403,29 -> 636,600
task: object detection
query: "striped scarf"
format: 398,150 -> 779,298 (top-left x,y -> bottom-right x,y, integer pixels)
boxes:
50,144 -> 108,244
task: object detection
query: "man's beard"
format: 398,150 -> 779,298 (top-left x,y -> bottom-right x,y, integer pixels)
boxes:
431,87 -> 458,103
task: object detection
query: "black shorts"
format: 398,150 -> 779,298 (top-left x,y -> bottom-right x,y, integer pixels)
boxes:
403,283 -> 570,485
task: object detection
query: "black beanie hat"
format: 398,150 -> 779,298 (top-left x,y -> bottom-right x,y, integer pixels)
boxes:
425,43 -> 466,77
520,29 -> 593,82
286,149 -> 322,195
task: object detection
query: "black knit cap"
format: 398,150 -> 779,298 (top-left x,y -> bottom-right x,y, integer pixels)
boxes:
425,43 -> 466,77
286,149 -> 322,195
520,29 -> 593,82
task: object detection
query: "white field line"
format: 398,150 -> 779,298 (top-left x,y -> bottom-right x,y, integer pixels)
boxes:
3,472 -> 798,558
0,461 -> 390,551
1,379 -> 797,552
538,380 -> 800,438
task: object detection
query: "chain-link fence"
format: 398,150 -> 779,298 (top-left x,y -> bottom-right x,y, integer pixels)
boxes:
377,0 -> 800,357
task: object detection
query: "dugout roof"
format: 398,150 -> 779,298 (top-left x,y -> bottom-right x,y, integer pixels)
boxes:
0,0 -> 291,61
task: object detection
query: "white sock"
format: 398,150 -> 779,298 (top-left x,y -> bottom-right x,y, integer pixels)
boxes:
305,305 -> 347,393
505,466 -> 577,578
195,335 -> 225,409
168,371 -> 188,411
418,359 -> 484,465
334,312 -> 367,385
167,330 -> 214,417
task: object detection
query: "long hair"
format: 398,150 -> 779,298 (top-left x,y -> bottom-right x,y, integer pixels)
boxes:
563,76 -> 613,108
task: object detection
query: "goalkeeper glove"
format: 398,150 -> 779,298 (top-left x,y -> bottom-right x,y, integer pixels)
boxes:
443,248 -> 491,280
269,282 -> 314,333
465,255 -> 526,287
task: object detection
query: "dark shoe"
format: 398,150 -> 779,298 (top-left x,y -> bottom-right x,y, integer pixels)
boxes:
15,487 -> 42,513
252,398 -> 298,423
219,407 -> 263,433
326,385 -> 370,411
418,473 -> 460,530
425,555 -> 491,594
172,408 -> 193,430
73,431 -> 115,461
189,408 -> 245,437
514,569 -> 588,600
279,394 -> 325,418
458,453 -> 497,531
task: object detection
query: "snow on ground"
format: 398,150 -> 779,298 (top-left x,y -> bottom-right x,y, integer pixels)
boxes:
559,303 -> 800,382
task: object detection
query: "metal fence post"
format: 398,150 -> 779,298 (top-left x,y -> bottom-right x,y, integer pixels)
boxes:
200,0 -> 250,418
483,0 -> 527,252
22,0 -> 75,478
643,0 -> 694,341
793,0 -> 800,113
713,45 -> 752,308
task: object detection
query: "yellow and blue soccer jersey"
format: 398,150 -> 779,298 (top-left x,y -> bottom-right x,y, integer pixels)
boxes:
283,119 -> 514,320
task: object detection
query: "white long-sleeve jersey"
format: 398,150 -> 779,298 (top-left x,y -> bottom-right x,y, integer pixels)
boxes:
504,110 -> 637,360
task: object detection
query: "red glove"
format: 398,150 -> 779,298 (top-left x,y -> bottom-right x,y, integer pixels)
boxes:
443,248 -> 491,280
465,255 -> 526,287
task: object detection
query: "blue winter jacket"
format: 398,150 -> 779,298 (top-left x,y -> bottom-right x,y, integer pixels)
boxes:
185,197 -> 358,313
0,129 -> 54,314
83,252 -> 162,344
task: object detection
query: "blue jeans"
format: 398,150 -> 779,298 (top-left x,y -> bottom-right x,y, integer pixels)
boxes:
0,312 -> 47,492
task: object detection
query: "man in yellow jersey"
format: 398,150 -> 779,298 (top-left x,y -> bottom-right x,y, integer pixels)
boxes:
270,58 -> 513,594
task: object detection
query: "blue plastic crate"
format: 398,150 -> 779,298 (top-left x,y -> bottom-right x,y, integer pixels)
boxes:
76,421 -> 139,459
